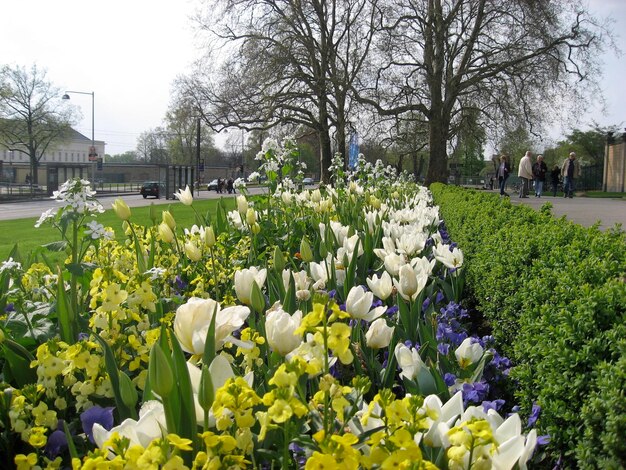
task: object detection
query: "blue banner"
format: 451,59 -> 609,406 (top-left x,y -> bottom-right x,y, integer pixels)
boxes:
348,133 -> 359,170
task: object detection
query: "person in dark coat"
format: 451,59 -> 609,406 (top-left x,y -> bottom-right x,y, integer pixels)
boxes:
532,154 -> 548,197
226,178 -> 234,194
550,165 -> 561,196
496,155 -> 511,197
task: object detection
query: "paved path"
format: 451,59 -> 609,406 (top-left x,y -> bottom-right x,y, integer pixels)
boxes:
501,192 -> 626,231
2,186 -> 624,231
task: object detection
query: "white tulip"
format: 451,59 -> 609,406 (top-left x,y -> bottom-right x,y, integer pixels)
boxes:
184,241 -> 202,262
433,243 -> 464,269
383,253 -> 406,277
173,297 -> 250,355
173,185 -> 193,206
394,343 -> 427,381
93,400 -> 166,451
455,337 -> 484,369
234,267 -> 267,305
365,318 -> 394,349
309,261 -> 328,290
345,286 -> 385,322
366,271 -> 393,300
187,355 -> 254,426
394,264 -> 428,301
265,303 -> 303,355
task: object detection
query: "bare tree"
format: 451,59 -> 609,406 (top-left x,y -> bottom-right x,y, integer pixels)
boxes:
355,0 -> 611,184
0,64 -> 75,185
181,0 -> 380,182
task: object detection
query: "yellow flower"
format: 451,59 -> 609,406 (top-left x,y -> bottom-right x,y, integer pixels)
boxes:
28,426 -> 47,448
14,453 -> 38,470
268,399 -> 293,423
167,433 -> 193,451
305,452 -> 338,470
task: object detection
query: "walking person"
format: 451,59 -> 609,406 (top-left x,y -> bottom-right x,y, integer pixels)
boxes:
517,151 -> 533,198
496,155 -> 511,197
550,164 -> 561,196
561,152 -> 581,198
532,154 -> 548,197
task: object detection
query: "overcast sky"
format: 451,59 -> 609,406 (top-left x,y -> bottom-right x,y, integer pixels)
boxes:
2,0 -> 625,156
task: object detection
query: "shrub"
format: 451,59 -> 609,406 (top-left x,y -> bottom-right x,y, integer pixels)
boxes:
431,183 -> 626,467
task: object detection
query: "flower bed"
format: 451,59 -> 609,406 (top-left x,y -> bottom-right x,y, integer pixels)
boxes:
430,183 -> 626,468
0,141 -> 540,469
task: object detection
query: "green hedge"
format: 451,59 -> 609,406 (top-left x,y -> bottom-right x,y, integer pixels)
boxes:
431,184 -> 626,468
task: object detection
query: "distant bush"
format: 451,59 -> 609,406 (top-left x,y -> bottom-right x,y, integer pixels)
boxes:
431,183 -> 626,467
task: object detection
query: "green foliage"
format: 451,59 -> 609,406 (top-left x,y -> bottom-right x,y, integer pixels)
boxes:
430,183 -> 626,467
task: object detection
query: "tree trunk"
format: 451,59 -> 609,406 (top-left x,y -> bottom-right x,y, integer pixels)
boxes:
319,129 -> 333,183
425,114 -> 449,185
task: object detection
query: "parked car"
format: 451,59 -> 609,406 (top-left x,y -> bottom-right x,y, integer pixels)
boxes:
207,179 -> 219,191
302,177 -> 315,185
140,181 -> 166,199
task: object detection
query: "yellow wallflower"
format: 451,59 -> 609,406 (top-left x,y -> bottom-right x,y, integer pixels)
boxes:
167,434 -> 193,451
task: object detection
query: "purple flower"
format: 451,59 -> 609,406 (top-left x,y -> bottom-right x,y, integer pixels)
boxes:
527,403 -> 541,428
461,381 -> 490,405
481,399 -> 505,413
537,434 -> 551,446
437,343 -> 450,355
385,305 -> 399,317
435,291 -> 445,304
81,406 -> 115,443
422,297 -> 431,312
338,302 -> 347,311
77,332 -> 90,342
4,303 -> 15,312
45,421 -> 68,458
328,289 -> 337,299
444,373 -> 457,386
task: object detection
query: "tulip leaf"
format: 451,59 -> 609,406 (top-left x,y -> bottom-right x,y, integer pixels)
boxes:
2,339 -> 37,387
202,303 -> 218,366
415,366 -> 438,396
343,238 -> 360,300
94,335 -> 136,421
63,420 -> 79,461
169,331 -> 198,453
56,266 -> 75,344
283,271 -> 297,314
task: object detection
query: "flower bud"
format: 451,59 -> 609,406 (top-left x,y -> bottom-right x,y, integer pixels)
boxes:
158,222 -> 175,243
237,195 -> 248,216
300,236 -> 314,262
273,246 -> 285,272
118,370 -> 138,409
198,364 -> 215,412
162,210 -> 176,230
251,222 -> 261,234
205,226 -> 216,248
246,208 -> 257,225
112,198 -> 131,221
148,343 -> 174,398
250,280 -> 266,313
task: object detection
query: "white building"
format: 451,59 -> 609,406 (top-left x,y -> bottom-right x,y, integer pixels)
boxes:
1,128 -> 106,185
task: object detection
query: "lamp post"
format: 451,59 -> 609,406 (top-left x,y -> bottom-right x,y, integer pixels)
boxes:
62,90 -> 96,183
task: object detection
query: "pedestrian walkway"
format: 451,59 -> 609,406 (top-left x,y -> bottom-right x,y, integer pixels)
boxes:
502,192 -> 626,231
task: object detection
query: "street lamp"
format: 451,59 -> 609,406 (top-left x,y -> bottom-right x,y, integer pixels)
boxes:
62,90 -> 96,183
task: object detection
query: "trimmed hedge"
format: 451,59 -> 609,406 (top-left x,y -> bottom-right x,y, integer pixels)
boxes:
431,184 -> 626,468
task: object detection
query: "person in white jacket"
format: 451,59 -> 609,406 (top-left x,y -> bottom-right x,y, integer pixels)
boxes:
517,151 -> 533,198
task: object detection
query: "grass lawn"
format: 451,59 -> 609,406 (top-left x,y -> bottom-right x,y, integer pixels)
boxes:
583,191 -> 626,198
0,197 -> 236,264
